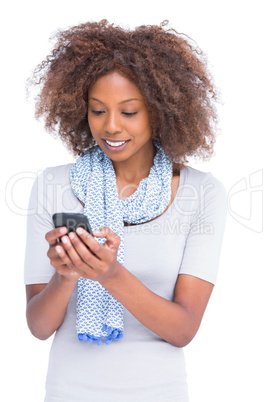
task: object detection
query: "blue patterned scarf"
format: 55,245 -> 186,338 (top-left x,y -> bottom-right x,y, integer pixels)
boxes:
70,140 -> 173,345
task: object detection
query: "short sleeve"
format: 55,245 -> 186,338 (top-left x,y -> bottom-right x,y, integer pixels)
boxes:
178,172 -> 227,284
24,168 -> 56,284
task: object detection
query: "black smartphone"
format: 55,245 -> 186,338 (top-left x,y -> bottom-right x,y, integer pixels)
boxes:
52,213 -> 93,240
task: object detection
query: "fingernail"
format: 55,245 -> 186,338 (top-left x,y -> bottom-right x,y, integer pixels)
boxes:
76,227 -> 85,235
69,232 -> 75,240
56,246 -> 62,253
93,230 -> 101,235
61,236 -> 68,244
60,227 -> 67,234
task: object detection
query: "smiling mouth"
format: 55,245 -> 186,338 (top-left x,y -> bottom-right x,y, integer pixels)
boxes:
103,139 -> 129,147
102,139 -> 130,152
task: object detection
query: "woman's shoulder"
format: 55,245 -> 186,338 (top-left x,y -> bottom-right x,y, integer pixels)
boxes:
38,163 -> 74,186
176,166 -> 227,215
181,165 -> 226,194
29,162 -> 82,214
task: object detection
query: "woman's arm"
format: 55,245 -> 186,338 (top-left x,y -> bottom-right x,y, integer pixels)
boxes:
26,275 -> 77,340
26,227 -> 79,340
102,267 -> 213,348
56,226 -> 213,347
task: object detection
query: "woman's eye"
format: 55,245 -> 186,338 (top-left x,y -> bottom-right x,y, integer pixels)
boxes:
122,112 -> 138,117
91,110 -> 105,115
90,110 -> 137,117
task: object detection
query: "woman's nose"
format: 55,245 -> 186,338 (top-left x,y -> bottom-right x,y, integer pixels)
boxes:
104,112 -> 122,134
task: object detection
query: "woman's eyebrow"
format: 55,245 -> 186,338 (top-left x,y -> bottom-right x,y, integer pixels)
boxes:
89,97 -> 142,104
88,97 -> 105,104
120,98 -> 142,104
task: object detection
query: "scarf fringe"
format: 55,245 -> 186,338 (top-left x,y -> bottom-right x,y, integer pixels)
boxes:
78,325 -> 123,345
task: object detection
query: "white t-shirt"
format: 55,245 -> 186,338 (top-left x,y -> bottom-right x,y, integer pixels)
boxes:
24,164 -> 227,402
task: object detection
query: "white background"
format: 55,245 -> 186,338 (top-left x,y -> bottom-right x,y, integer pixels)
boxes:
1,0 -> 267,401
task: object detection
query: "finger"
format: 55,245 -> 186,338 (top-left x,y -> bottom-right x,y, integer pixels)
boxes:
47,243 -> 64,262
92,227 -> 121,250
55,242 -> 79,272
54,246 -> 83,280
69,232 -> 101,269
75,227 -> 113,259
45,227 -> 68,246
61,234 -> 99,273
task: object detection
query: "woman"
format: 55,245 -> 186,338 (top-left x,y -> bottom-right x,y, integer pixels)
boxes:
24,20 -> 227,402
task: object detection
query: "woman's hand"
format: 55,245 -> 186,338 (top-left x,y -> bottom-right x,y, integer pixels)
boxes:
26,226 -> 83,340
55,227 -> 122,283
45,227 -> 80,283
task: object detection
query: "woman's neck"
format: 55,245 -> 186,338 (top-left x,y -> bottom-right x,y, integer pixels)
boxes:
112,141 -> 156,184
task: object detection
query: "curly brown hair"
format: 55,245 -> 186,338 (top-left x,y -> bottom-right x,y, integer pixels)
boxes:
29,20 -> 218,167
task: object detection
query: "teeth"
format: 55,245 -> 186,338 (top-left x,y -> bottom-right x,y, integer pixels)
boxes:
105,140 -> 126,147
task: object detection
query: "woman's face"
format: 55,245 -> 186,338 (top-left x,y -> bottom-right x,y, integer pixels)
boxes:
87,71 -> 154,166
